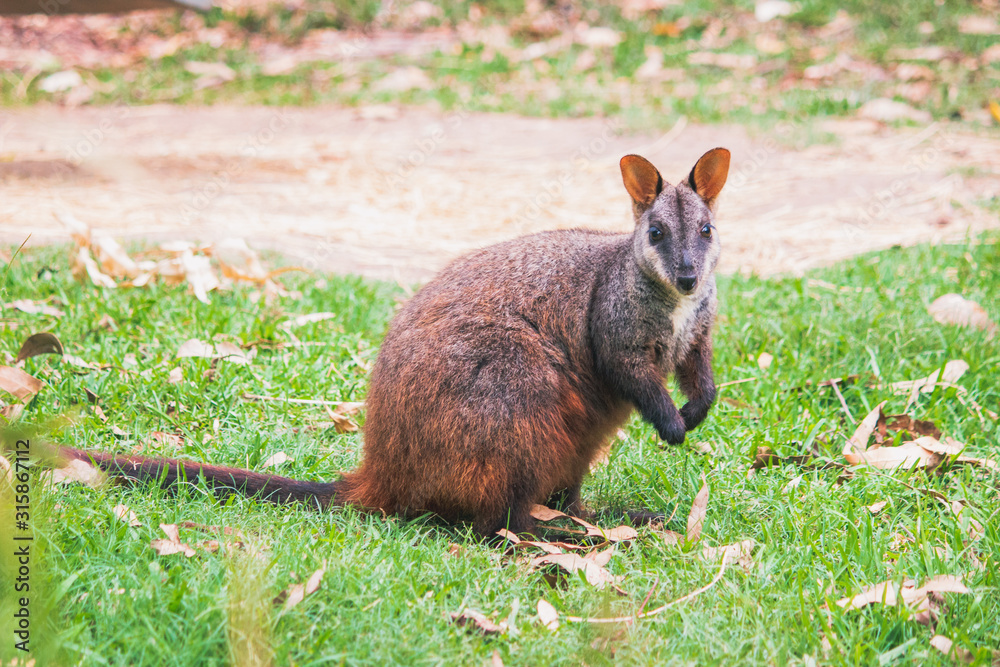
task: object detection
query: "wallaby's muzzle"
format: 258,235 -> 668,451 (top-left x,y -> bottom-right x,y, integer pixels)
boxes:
676,274 -> 697,294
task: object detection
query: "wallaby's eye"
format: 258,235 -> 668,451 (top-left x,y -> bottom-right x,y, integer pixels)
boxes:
700,223 -> 713,239
648,227 -> 663,243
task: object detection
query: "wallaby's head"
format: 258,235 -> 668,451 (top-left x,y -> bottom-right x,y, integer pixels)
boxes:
620,148 -> 730,296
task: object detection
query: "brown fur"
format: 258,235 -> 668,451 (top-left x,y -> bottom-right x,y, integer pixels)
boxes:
62,149 -> 730,537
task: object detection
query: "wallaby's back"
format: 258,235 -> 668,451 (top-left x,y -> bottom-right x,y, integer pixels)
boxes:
354,230 -> 634,534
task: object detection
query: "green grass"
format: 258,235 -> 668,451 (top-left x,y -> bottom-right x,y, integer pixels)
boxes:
1,234 -> 999,665
2,0 -> 998,131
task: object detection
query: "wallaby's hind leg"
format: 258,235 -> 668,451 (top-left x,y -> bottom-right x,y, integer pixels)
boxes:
546,484 -> 585,517
474,501 -> 536,538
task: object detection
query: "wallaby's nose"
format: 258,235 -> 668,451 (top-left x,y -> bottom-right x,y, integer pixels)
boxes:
677,275 -> 697,293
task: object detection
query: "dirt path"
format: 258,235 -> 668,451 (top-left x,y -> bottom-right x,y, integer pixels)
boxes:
1,104 -> 998,282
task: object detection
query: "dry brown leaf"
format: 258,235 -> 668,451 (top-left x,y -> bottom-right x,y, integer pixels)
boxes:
843,402 -> 885,460
282,312 -> 337,328
701,539 -> 755,572
929,635 -> 975,664
529,505 -> 566,522
150,431 -> 185,449
686,478 -> 709,544
16,332 -> 65,364
912,436 -> 963,456
927,294 -> 997,334
1,404 -> 25,421
73,247 -> 117,288
276,568 -> 324,611
0,453 -> 12,484
660,529 -> 684,546
757,352 -> 774,370
531,552 -> 619,588
847,440 -> 942,470
176,339 -> 216,359
213,342 -> 252,365
867,501 -> 888,515
0,366 -> 44,401
882,413 -> 942,439
150,523 -> 196,557
167,367 -> 183,384
537,599 -> 560,631
835,574 -> 969,623
450,608 -> 505,635
261,452 -> 293,469
7,299 -> 65,318
92,234 -> 139,279
112,504 -> 141,527
93,405 -> 108,423
181,250 -> 221,304
957,15 -> 997,35
45,458 -> 105,487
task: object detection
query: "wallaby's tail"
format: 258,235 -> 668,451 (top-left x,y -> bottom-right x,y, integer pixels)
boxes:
61,447 -> 349,509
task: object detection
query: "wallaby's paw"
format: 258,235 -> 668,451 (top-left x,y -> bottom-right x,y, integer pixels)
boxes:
657,416 -> 687,445
680,401 -> 710,431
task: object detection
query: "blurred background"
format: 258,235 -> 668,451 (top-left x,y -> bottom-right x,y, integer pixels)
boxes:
1,0 -> 998,280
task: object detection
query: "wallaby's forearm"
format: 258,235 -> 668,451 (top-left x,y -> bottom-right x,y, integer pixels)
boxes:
676,339 -> 716,431
601,360 -> 687,445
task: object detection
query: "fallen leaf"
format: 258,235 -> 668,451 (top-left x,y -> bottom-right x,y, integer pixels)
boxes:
842,402 -> 886,460
275,568 -> 324,611
16,332 -> 65,363
701,539 -> 755,572
529,505 -> 568,522
755,0 -> 794,22
450,608 -> 505,635
1,404 -> 24,421
168,367 -> 183,384
847,440 -> 942,470
867,501 -> 888,515
112,504 -> 141,527
537,598 -> 560,631
73,247 -> 117,288
7,300 -> 65,318
882,413 -> 941,439
928,294 -> 997,334
150,431 -> 185,449
281,312 -> 337,328
757,352 -> 774,370
929,635 -> 975,664
660,529 -> 684,546
531,553 -> 616,589
215,342 -> 254,364
0,453 -> 12,483
176,339 -> 216,359
686,479 -> 709,544
835,574 -> 969,625
261,452 -> 293,469
44,458 -> 105,487
0,366 -> 44,401
912,435 -> 963,456
150,523 -> 196,557
957,15 -> 997,35
92,405 -> 108,423
576,26 -> 621,48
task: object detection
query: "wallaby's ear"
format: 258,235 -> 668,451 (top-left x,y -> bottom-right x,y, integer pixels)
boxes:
620,154 -> 664,210
687,147 -> 730,211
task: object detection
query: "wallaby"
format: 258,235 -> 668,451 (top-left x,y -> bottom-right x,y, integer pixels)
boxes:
60,148 -> 730,537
